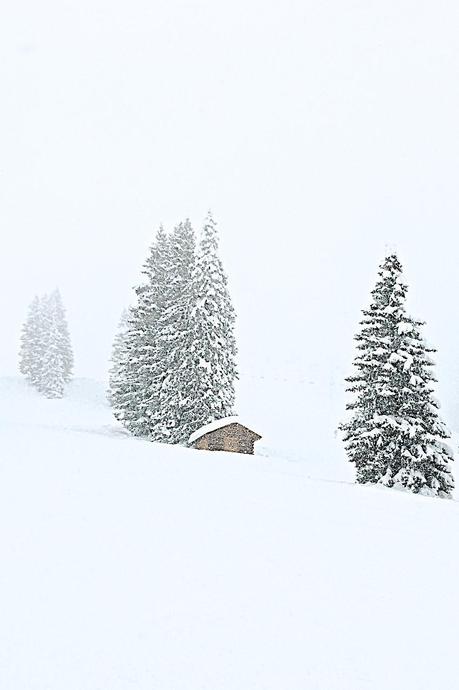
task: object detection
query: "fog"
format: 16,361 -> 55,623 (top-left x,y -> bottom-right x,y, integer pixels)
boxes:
2,0 -> 459,421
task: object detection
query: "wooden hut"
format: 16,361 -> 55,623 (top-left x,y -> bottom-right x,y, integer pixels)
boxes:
189,417 -> 262,455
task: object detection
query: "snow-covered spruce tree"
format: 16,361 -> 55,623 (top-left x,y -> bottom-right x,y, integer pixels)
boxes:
109,216 -> 238,446
341,254 -> 454,498
48,289 -> 73,383
108,225 -> 172,436
152,219 -> 199,443
153,214 -> 238,445
38,295 -> 66,398
20,290 -> 73,398
19,294 -> 54,390
107,308 -> 129,388
185,211 -> 237,433
19,295 -> 42,383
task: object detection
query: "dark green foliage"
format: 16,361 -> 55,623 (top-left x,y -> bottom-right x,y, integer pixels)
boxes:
341,254 -> 454,498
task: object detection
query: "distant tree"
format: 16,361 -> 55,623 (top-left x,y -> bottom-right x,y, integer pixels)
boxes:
48,289 -> 73,383
341,254 -> 454,498
38,295 -> 66,398
108,308 -> 130,389
19,290 -> 73,398
19,295 -> 42,384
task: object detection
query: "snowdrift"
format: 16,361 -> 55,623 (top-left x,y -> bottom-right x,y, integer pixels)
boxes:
1,378 -> 459,690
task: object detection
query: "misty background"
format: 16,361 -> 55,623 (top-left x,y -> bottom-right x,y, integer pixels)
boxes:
2,0 -> 459,443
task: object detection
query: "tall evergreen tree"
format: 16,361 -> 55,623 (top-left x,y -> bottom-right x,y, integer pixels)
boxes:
153,214 -> 238,444
188,211 -> 237,428
108,226 -> 172,435
153,219 -> 198,443
19,296 -> 42,383
341,254 -> 454,498
109,215 -> 238,446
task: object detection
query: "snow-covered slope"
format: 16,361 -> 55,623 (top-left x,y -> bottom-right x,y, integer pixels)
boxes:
237,371 -> 351,481
1,378 -> 459,690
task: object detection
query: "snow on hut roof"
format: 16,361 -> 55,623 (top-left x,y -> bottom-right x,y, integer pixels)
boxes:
189,417 -> 259,444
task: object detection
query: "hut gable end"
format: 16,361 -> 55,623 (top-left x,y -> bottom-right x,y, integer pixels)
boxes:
189,418 -> 261,455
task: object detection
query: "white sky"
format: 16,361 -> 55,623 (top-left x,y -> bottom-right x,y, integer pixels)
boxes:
2,0 -> 459,418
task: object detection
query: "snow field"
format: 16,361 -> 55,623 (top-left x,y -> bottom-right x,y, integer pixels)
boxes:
1,378 -> 459,689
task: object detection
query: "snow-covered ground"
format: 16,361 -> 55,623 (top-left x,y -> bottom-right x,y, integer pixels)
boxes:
1,377 -> 459,689
237,370 -> 352,481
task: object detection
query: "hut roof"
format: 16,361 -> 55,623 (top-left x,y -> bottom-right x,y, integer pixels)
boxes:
189,417 -> 261,444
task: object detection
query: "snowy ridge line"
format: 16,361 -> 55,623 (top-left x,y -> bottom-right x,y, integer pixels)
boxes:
0,420 -> 128,438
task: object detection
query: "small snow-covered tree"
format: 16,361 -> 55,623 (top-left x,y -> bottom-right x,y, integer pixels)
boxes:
20,294 -> 53,389
19,290 -> 73,398
48,289 -> 73,383
38,295 -> 66,399
108,309 -> 129,387
19,296 -> 42,383
341,254 -> 454,498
